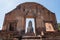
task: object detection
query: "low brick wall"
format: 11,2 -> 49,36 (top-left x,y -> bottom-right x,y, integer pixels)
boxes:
0,31 -> 60,40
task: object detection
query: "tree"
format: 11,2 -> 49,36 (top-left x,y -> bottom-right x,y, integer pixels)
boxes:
58,23 -> 60,30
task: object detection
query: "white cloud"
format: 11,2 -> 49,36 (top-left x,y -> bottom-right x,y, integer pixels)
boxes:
0,0 -> 18,29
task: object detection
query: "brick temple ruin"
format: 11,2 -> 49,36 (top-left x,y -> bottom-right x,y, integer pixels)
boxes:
0,2 -> 60,40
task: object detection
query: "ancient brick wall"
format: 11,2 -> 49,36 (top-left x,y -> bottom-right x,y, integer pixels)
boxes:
0,2 -> 58,40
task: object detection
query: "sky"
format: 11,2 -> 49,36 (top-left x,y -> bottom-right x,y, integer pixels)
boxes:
0,0 -> 60,30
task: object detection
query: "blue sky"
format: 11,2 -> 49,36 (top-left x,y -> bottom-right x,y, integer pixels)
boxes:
0,0 -> 60,30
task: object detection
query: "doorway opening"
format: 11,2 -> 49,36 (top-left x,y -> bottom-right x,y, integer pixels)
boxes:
25,18 -> 35,33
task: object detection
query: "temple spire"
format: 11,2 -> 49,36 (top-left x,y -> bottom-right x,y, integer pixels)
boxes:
27,20 -> 33,33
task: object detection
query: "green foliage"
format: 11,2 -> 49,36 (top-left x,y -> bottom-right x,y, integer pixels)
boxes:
58,23 -> 60,30
58,23 -> 60,26
58,26 -> 60,30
